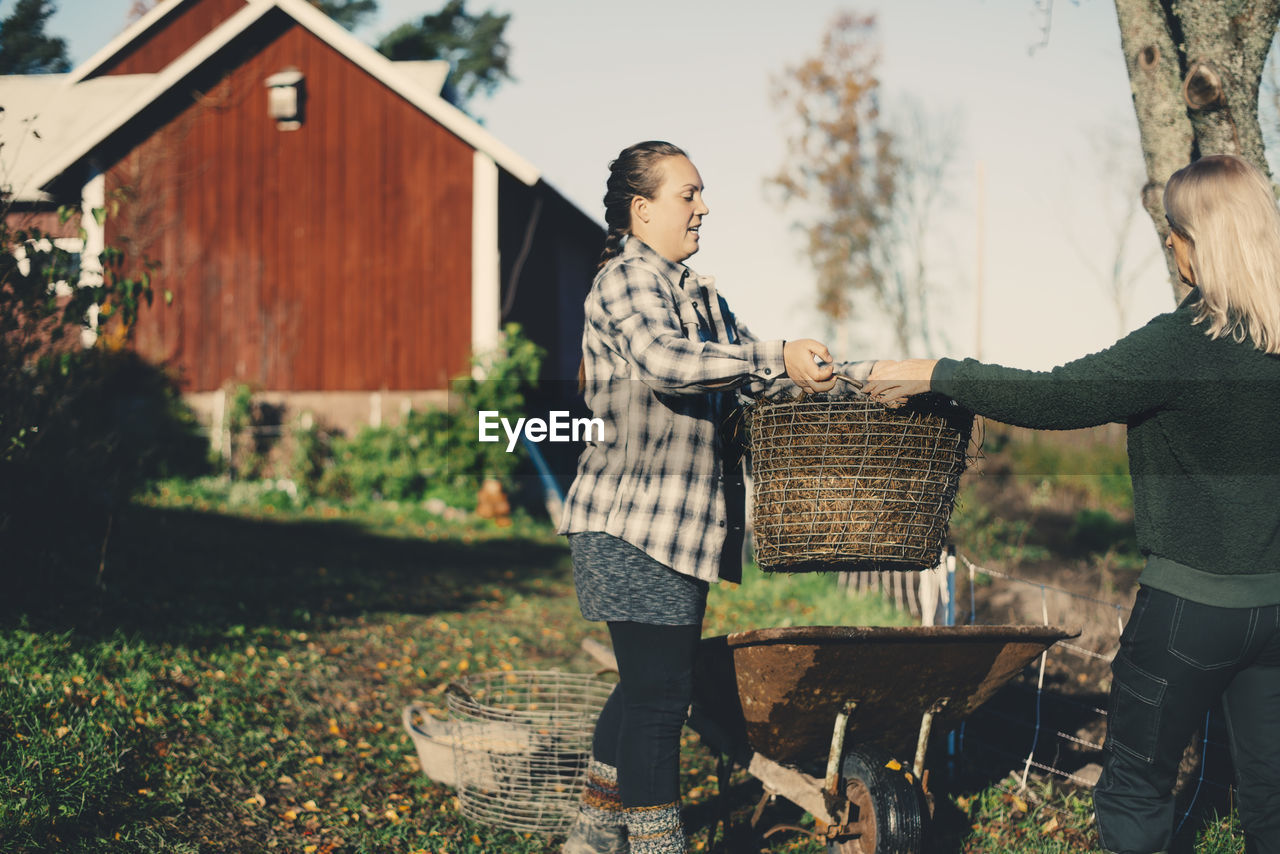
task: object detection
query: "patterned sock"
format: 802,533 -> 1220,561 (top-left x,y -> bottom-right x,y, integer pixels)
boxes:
580,758 -> 625,827
624,802 -> 685,854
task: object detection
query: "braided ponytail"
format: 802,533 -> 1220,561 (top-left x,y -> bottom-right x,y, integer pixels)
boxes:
596,140 -> 687,271
597,227 -> 628,271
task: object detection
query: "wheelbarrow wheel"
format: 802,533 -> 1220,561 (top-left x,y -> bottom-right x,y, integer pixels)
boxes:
826,746 -> 924,854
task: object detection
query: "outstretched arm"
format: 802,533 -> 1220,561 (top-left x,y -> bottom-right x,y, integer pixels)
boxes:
864,312 -> 1183,430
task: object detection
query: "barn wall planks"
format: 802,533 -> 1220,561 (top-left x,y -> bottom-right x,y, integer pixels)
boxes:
110,13 -> 473,391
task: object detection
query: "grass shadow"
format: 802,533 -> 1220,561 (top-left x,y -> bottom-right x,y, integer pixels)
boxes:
3,503 -> 571,646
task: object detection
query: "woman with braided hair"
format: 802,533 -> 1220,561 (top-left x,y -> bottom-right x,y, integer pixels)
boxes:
557,141 -> 872,853
864,153 -> 1280,854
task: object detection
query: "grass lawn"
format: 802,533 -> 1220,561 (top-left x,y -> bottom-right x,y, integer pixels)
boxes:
0,492 -> 1244,853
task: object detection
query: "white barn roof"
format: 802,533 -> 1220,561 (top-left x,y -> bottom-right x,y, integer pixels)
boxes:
5,0 -> 538,199
0,73 -> 153,202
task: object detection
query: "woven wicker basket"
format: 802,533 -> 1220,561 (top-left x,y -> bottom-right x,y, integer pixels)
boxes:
446,670 -> 613,835
747,394 -> 972,572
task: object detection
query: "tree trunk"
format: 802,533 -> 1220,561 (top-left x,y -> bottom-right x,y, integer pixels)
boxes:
1112,0 -> 1280,304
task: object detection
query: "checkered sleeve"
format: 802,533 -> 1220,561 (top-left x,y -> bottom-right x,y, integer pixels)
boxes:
732,310 -> 876,399
598,260 -> 785,395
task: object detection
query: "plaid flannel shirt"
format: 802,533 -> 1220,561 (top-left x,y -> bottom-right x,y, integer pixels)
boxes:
558,237 -> 872,582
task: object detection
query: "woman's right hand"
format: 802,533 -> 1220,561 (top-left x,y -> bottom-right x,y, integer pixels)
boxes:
864,358 -> 939,406
783,339 -> 837,394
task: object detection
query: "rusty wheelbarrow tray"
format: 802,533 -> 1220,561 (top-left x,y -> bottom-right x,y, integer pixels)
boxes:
688,624 -> 1080,853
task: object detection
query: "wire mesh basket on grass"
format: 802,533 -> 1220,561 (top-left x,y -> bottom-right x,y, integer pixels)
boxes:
446,670 -> 614,834
747,393 -> 973,573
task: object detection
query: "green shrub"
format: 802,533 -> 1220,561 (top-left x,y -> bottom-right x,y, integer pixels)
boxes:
290,416 -> 335,496
1,209 -> 208,579
1004,432 -> 1133,513
1,349 -> 210,566
307,324 -> 544,510
949,495 -> 1050,564
1069,507 -> 1141,568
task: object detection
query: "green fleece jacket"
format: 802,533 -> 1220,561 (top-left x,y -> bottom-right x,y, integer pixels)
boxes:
931,293 -> 1280,607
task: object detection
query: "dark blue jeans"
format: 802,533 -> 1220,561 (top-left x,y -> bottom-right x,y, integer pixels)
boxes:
1095,585 -> 1280,854
591,621 -> 702,808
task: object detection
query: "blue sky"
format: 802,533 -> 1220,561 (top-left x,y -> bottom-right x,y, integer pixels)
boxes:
48,0 -> 1212,369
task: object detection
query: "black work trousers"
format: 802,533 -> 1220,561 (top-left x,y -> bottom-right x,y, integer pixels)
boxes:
590,620 -> 702,808
1095,585 -> 1280,854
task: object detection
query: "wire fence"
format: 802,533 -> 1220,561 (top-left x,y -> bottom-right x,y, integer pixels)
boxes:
919,550 -> 1236,836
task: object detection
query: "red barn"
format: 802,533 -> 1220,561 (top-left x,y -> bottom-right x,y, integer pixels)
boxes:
1,0 -> 601,432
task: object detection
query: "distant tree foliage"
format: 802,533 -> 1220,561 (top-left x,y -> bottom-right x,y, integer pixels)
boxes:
0,0 -> 70,75
769,15 -> 895,332
376,0 -> 514,110
306,0 -> 378,32
769,13 -> 954,355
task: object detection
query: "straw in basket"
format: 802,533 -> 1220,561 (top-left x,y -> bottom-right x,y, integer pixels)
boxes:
746,392 -> 973,573
446,670 -> 614,835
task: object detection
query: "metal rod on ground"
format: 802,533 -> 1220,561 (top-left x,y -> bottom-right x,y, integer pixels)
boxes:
945,545 -> 957,627
210,388 -> 226,459
945,545 -> 960,778
1018,586 -> 1051,791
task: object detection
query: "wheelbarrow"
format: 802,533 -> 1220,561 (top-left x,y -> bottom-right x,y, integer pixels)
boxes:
687,624 -> 1081,853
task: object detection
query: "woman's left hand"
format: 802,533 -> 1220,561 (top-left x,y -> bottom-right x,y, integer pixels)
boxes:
863,359 -> 939,406
783,339 -> 837,394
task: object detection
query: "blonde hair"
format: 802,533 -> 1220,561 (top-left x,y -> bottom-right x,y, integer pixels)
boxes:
1163,154 -> 1280,354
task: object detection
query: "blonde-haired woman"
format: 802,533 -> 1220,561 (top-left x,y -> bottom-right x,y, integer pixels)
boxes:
864,153 -> 1280,854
